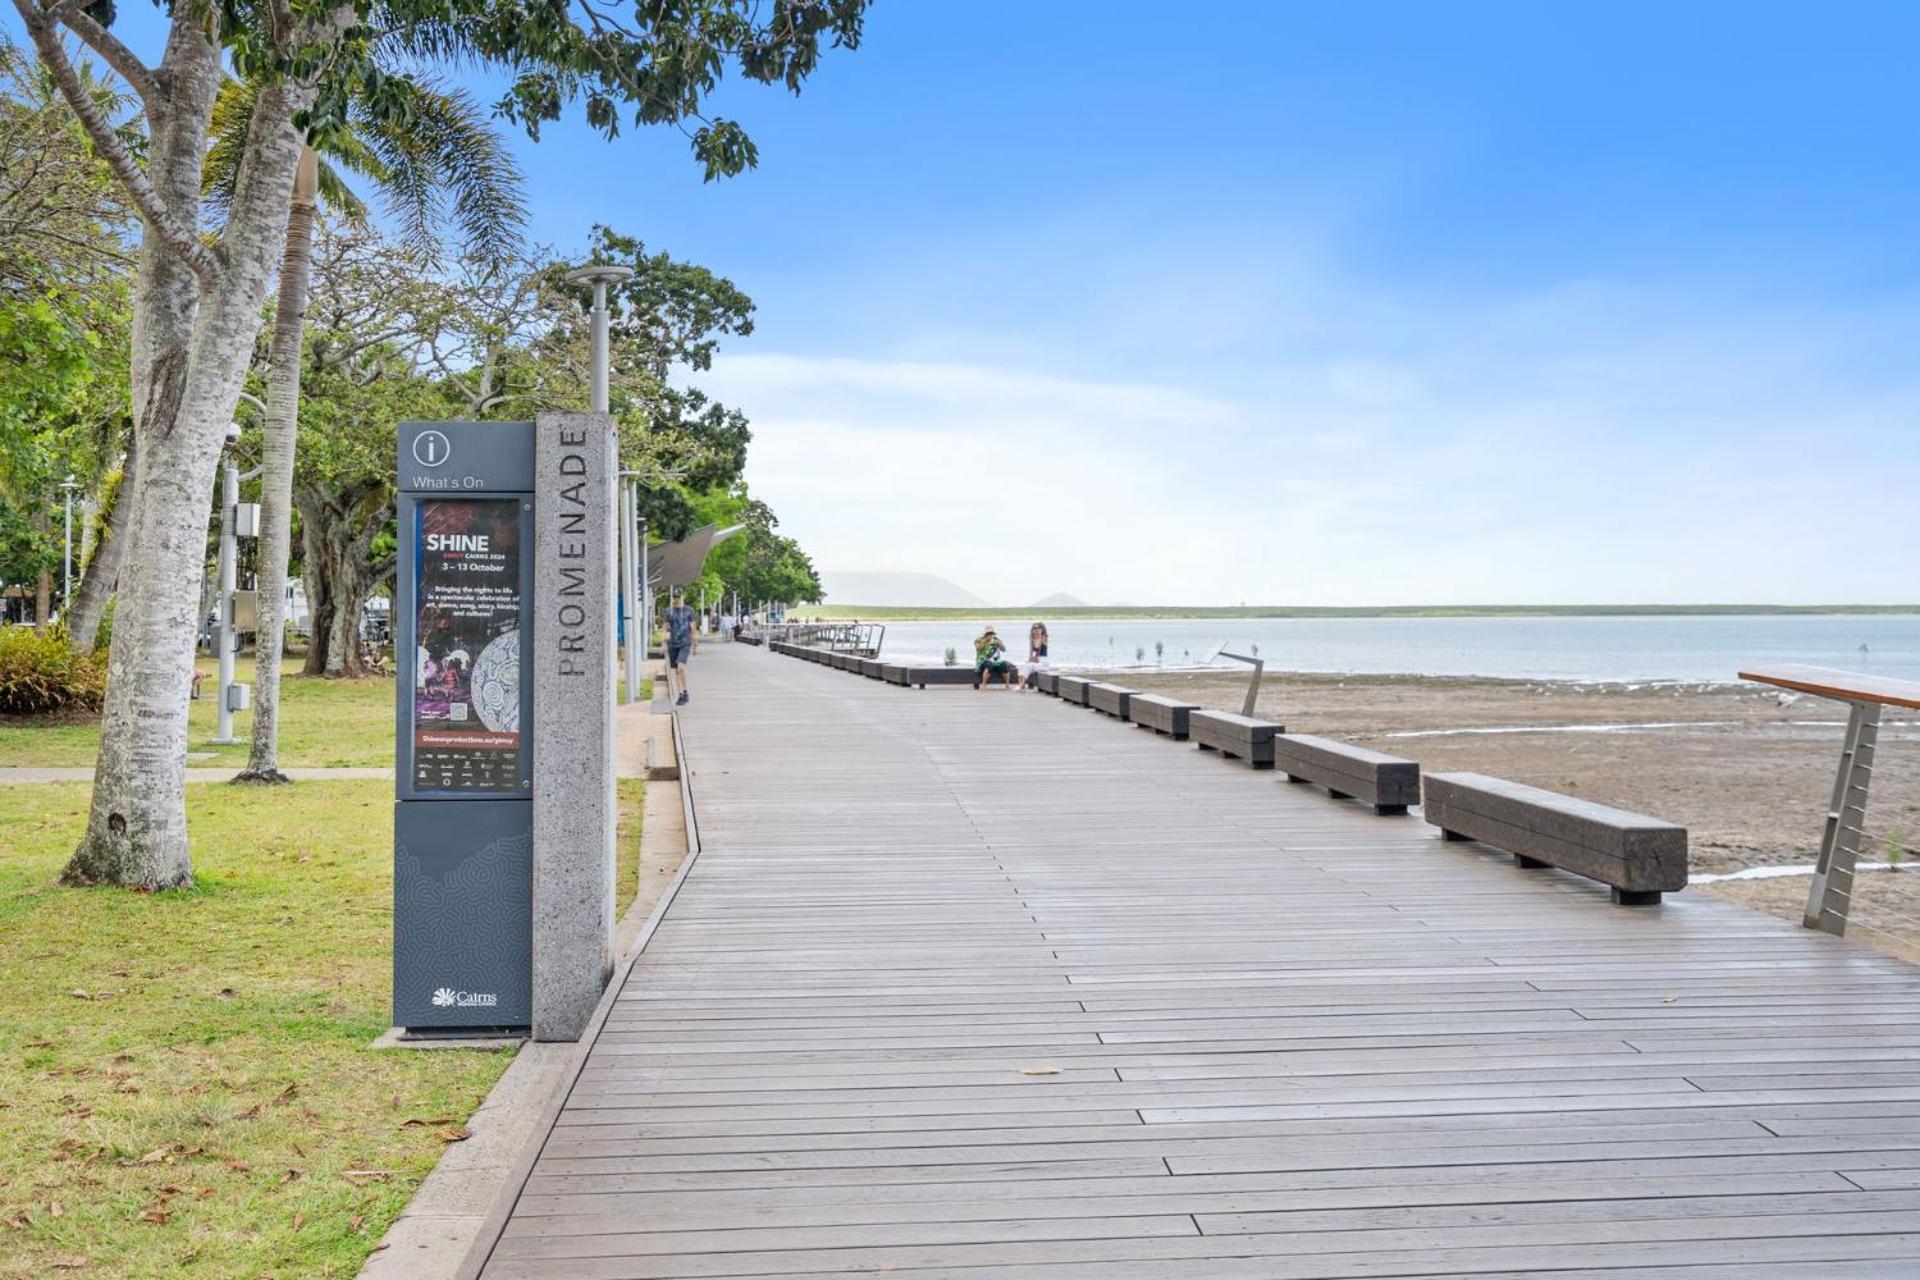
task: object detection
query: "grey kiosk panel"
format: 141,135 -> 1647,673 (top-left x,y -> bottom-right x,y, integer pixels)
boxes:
394,420 -> 536,1033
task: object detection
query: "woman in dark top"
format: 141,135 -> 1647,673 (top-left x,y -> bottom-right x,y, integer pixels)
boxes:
1023,622 -> 1050,690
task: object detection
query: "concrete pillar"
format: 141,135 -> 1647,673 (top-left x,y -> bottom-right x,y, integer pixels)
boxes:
531,411 -> 618,1040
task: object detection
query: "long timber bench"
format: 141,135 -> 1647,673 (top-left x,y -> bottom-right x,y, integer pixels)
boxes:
1056,675 -> 1094,705
1276,733 -> 1420,815
1086,682 -> 1135,719
1035,671 -> 1061,696
1191,709 -> 1282,768
856,657 -> 884,679
1131,694 -> 1199,740
1423,771 -> 1688,905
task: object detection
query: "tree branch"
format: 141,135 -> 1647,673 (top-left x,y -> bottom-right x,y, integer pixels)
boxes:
61,9 -> 159,115
12,1 -> 221,288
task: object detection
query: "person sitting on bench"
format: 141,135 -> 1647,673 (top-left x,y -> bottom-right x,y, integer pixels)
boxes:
974,626 -> 1018,689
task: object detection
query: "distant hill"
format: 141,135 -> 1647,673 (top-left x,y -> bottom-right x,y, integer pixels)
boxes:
819,571 -> 992,608
1030,592 -> 1088,608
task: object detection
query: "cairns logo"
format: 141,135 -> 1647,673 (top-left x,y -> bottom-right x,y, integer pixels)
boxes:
430,987 -> 497,1009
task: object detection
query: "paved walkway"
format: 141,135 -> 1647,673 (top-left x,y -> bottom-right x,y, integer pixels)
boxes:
475,644 -> 1920,1278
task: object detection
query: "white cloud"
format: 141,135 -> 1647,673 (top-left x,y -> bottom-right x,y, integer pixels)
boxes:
697,276 -> 1920,607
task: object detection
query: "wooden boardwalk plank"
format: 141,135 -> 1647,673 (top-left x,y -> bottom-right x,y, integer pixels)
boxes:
474,645 -> 1920,1276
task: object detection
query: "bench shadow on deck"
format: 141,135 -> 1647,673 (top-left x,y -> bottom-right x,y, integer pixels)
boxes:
470,644 -> 1920,1279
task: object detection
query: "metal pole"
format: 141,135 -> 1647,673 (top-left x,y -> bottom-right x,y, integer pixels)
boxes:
625,479 -> 642,704
639,512 -> 650,676
214,460 -> 239,743
61,477 -> 74,612
589,281 -> 610,415
614,479 -> 629,703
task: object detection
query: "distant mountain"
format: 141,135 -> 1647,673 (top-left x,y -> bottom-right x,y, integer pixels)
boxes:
819,571 -> 993,608
1030,592 -> 1089,608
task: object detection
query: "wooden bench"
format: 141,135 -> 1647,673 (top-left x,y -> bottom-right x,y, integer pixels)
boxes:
1275,733 -> 1420,815
1056,675 -> 1094,705
1422,771 -> 1688,906
1131,693 -> 1198,739
1034,671 -> 1060,696
856,657 -> 884,679
1086,682 -> 1135,719
1190,709 -> 1281,768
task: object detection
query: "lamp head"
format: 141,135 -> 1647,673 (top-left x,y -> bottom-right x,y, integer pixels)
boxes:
565,264 -> 635,289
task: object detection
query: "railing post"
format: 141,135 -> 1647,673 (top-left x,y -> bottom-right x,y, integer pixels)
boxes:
1804,699 -> 1881,935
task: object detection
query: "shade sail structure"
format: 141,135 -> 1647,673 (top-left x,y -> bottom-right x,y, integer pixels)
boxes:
646,523 -> 744,590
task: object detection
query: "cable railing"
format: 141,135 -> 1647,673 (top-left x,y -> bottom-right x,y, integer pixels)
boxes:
1737,664 -> 1920,939
756,620 -> 885,657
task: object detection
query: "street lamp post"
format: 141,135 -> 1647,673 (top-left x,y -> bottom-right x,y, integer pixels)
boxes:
565,264 -> 635,697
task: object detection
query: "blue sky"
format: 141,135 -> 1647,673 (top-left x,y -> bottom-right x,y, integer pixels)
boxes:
17,2 -> 1920,604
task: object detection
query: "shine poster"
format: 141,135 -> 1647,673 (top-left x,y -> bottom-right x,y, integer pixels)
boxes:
411,499 -> 523,793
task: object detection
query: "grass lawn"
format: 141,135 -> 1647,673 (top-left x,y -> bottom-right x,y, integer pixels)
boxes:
0,658 -> 653,770
0,777 -> 647,1278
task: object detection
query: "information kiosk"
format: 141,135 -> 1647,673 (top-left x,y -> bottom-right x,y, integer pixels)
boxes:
392,421 -> 536,1034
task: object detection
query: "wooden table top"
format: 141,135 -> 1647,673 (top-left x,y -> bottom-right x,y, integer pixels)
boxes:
1737,664 -> 1920,710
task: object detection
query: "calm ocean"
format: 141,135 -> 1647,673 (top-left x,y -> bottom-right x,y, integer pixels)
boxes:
866,614 -> 1920,684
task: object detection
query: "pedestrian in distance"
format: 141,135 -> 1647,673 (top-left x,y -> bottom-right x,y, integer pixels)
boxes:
666,588 -> 698,705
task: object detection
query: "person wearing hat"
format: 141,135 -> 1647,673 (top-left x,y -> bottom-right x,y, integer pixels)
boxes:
973,624 -> 1017,689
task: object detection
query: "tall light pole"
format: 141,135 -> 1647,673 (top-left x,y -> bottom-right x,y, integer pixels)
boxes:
564,264 -> 634,416
566,264 -> 635,698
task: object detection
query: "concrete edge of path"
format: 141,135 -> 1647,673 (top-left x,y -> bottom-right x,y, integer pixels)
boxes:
358,710 -> 704,1280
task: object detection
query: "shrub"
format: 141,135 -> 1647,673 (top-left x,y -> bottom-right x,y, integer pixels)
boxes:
0,624 -> 107,715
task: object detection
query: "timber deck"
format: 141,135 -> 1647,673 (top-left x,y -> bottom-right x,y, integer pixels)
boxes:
476,644 -> 1920,1278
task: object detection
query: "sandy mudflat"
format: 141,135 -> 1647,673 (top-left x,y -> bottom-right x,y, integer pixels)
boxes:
1122,669 -> 1920,956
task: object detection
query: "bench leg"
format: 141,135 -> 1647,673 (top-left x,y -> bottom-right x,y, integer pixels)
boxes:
1283,773 -> 1311,785
1374,804 -> 1408,816
1613,888 -> 1662,906
1328,788 -> 1351,800
1514,854 -> 1550,869
1441,829 -> 1471,842
1196,742 -> 1216,753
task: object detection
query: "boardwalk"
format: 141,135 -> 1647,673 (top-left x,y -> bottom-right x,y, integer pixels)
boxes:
476,644 -> 1920,1278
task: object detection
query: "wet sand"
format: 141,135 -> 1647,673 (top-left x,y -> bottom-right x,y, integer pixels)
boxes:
1122,670 -> 1920,957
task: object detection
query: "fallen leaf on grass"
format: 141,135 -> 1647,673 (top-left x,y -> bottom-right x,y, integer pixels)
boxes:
4,1216 -> 30,1230
67,990 -> 92,1001
291,1212 -> 304,1232
138,1209 -> 170,1224
341,1170 -> 396,1186
399,1117 -> 455,1129
279,1169 -> 301,1184
49,1201 -> 63,1217
223,1159 -> 251,1173
48,1256 -> 88,1270
138,1147 -> 173,1165
350,1214 -> 367,1234
438,1128 -> 472,1143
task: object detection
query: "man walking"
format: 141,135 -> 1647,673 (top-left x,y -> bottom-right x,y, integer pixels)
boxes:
665,587 -> 698,705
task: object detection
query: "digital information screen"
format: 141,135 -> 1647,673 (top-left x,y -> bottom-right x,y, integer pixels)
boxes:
409,497 -> 525,794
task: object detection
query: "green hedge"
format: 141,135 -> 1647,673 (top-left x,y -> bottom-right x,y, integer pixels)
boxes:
0,625 -> 107,715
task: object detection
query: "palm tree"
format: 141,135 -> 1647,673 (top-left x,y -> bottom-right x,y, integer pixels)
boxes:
204,78 -> 524,782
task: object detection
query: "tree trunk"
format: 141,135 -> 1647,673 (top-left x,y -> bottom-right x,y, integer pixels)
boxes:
63,33 -> 321,889
67,437 -> 134,650
238,150 -> 318,784
295,483 -> 376,679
